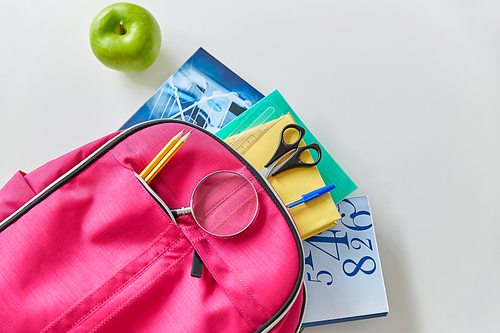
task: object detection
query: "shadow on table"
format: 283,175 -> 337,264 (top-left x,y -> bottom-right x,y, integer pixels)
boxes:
123,50 -> 179,91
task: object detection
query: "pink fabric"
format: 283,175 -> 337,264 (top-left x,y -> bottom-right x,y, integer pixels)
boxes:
270,287 -> 305,333
0,122 -> 303,332
0,171 -> 36,222
24,132 -> 121,194
0,131 -> 120,222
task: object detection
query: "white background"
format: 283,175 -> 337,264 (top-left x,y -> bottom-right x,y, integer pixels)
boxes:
1,1 -> 499,332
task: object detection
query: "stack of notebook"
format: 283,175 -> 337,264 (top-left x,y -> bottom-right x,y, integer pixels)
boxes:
121,47 -> 388,328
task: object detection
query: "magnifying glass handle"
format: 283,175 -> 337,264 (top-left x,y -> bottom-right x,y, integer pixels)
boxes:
173,207 -> 192,217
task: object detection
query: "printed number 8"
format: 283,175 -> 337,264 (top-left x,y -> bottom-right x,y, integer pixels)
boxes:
342,256 -> 376,277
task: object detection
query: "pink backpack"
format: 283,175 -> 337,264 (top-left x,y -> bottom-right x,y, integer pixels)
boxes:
0,120 -> 305,332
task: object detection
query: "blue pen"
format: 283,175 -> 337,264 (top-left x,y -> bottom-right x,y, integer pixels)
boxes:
286,184 -> 336,208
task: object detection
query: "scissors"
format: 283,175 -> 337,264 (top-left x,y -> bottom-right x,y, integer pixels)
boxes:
261,124 -> 322,178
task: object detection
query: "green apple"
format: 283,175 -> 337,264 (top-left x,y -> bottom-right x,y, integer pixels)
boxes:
89,2 -> 161,72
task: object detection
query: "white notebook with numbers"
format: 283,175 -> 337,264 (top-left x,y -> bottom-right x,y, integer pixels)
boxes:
301,196 -> 388,327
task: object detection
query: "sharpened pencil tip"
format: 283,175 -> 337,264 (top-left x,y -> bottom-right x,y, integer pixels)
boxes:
172,130 -> 184,140
180,130 -> 192,141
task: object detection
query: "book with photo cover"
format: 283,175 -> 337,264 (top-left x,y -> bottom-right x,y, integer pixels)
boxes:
120,47 -> 264,133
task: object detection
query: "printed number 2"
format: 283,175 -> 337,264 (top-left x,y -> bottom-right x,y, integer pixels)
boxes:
351,237 -> 373,251
307,270 -> 334,285
343,256 -> 376,277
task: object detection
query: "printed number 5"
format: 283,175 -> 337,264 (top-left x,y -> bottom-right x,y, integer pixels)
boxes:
307,270 -> 334,285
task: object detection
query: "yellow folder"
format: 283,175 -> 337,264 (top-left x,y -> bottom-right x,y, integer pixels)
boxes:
224,114 -> 340,239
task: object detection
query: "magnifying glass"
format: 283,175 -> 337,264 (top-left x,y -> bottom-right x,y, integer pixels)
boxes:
171,170 -> 259,237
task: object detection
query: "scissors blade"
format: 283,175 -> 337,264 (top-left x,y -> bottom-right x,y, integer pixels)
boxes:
261,161 -> 278,178
261,152 -> 295,178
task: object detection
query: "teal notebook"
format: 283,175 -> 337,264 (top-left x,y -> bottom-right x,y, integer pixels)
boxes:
215,90 -> 357,204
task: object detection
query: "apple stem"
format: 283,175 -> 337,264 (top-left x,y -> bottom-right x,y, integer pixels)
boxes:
119,21 -> 126,35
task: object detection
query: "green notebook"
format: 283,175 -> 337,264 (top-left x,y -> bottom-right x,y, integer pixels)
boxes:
215,90 -> 357,204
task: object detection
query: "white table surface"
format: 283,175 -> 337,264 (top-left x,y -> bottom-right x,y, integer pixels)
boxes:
1,1 -> 499,332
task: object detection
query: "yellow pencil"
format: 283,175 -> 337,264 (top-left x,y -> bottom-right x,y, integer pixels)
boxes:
144,130 -> 192,184
139,130 -> 184,179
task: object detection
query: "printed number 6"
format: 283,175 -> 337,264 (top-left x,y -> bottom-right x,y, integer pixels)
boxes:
307,270 -> 334,285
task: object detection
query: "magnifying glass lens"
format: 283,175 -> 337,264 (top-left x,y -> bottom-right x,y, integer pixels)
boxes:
191,171 -> 258,237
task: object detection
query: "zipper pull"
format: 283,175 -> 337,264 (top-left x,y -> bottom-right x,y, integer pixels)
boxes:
191,250 -> 203,278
